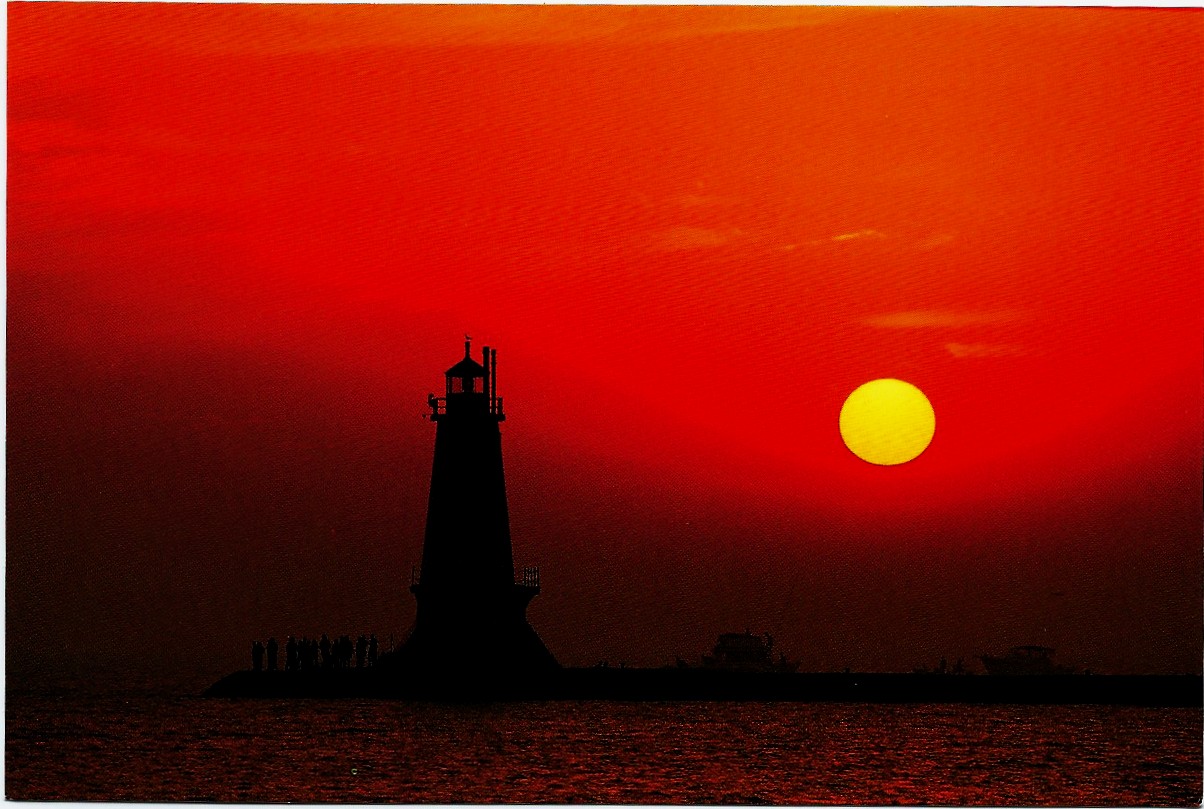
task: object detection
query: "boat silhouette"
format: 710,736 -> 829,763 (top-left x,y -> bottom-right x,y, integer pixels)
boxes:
979,646 -> 1078,676
701,631 -> 799,674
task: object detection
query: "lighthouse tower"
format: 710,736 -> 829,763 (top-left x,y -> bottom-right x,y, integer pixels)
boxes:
397,340 -> 557,675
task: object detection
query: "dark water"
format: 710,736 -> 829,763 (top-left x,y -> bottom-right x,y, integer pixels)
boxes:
6,690 -> 1201,804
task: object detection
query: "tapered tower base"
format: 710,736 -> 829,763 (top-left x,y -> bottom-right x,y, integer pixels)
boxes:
394,582 -> 557,674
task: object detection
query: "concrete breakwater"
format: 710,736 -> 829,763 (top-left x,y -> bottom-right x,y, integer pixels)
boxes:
204,668 -> 1202,706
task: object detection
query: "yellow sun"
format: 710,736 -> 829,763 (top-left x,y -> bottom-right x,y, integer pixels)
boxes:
839,379 -> 935,465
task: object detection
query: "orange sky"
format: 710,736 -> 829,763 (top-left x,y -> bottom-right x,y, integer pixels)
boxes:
8,5 -> 1202,680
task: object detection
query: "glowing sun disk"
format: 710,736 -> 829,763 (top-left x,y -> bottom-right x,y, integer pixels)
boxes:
840,379 -> 935,465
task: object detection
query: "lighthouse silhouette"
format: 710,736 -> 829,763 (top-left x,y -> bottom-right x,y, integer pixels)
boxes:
396,340 -> 558,676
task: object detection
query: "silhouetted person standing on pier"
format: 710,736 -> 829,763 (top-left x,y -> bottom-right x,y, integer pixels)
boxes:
356,635 -> 367,668
320,634 -> 332,669
368,634 -> 378,667
267,637 -> 278,671
251,640 -> 265,672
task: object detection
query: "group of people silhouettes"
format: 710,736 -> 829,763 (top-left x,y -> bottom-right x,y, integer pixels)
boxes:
251,633 -> 379,672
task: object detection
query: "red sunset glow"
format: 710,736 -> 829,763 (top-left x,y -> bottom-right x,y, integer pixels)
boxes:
7,5 -> 1202,682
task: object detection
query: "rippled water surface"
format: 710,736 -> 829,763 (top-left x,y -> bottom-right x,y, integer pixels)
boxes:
6,692 -> 1201,804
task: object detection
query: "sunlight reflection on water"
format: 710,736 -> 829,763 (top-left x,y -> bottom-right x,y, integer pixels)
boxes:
6,695 -> 1201,804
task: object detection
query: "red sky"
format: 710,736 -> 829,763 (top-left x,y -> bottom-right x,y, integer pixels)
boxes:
7,4 -> 1202,685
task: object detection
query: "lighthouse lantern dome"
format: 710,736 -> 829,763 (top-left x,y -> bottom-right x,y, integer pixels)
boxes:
445,339 -> 487,395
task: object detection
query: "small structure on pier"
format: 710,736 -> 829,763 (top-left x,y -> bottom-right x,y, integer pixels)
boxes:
702,631 -> 798,673
979,645 -> 1077,676
393,340 -> 557,675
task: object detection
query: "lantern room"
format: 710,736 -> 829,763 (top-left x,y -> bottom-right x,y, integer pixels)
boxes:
429,339 -> 504,421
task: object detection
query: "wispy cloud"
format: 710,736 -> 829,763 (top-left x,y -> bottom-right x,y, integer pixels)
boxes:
645,7 -> 888,41
918,232 -> 956,249
648,226 -> 743,252
831,229 -> 886,243
795,229 -> 887,248
861,310 -> 1024,329
144,6 -> 887,55
945,342 -> 1029,359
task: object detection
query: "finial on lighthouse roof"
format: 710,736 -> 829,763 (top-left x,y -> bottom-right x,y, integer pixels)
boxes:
464,334 -> 472,358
